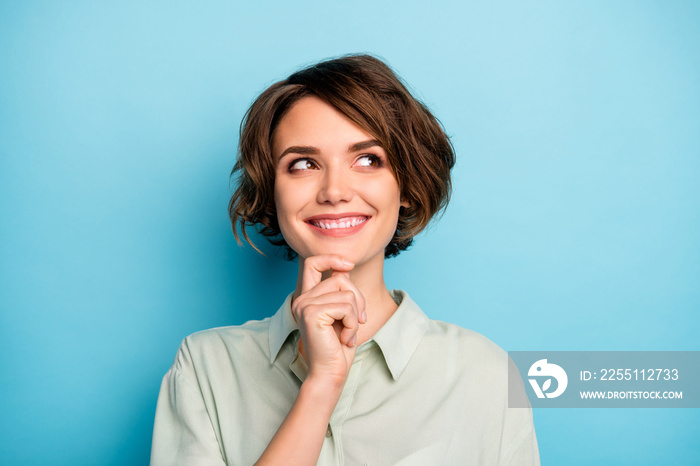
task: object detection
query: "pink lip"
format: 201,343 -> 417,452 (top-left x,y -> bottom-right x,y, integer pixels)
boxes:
304,212 -> 371,237
304,212 -> 369,221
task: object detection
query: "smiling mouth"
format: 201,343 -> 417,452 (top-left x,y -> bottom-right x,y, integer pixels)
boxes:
306,216 -> 369,230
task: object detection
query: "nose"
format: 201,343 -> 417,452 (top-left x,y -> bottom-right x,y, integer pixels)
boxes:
317,165 -> 353,205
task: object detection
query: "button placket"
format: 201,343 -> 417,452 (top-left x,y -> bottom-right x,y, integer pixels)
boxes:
328,346 -> 372,464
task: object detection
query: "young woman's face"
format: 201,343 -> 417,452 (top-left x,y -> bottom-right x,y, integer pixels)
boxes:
273,96 -> 403,267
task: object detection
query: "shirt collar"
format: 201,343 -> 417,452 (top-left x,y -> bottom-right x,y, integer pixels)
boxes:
268,293 -> 299,364
372,290 -> 429,380
268,289 -> 429,380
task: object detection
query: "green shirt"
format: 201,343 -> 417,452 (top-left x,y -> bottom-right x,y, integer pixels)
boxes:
151,290 -> 539,465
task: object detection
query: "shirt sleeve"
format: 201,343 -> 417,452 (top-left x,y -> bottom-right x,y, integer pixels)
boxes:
498,354 -> 540,466
150,345 -> 226,466
499,412 -> 540,466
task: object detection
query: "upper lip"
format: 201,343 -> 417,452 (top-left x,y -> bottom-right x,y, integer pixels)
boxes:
304,212 -> 371,222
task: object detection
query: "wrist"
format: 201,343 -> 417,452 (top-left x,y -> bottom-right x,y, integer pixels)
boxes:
300,375 -> 345,407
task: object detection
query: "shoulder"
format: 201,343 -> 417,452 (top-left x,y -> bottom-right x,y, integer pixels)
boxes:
171,318 -> 273,375
185,317 -> 272,347
423,319 -> 507,366
411,318 -> 512,396
390,290 -> 509,381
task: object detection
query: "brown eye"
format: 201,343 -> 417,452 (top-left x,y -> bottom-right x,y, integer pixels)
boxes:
289,159 -> 317,172
355,155 -> 382,168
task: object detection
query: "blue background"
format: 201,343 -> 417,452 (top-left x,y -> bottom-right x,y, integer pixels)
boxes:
1,1 -> 698,464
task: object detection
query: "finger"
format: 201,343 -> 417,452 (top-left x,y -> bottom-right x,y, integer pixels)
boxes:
301,273 -> 356,298
331,270 -> 367,324
300,302 -> 360,346
330,270 -> 349,279
322,303 -> 361,346
301,255 -> 354,293
295,290 -> 359,317
294,289 -> 359,333
329,270 -> 367,324
298,274 -> 366,322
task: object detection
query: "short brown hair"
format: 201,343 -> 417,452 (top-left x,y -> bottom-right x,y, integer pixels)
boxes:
229,54 -> 455,259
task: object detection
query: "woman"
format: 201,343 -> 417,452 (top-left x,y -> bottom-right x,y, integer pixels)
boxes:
151,54 -> 539,465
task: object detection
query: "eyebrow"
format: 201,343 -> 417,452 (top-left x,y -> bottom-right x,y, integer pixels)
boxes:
278,139 -> 382,161
349,139 -> 382,152
278,145 -> 319,160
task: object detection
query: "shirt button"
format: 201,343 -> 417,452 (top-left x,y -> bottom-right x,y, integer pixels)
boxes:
325,425 -> 333,438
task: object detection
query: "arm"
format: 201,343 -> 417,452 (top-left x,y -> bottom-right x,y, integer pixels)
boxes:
150,354 -> 226,466
255,255 -> 366,466
255,377 -> 342,465
500,357 -> 540,466
499,414 -> 540,466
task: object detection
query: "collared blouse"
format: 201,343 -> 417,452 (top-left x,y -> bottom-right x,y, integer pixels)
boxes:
151,290 -> 540,465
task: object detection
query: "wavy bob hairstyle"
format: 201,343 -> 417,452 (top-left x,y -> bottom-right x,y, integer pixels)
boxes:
229,54 -> 455,259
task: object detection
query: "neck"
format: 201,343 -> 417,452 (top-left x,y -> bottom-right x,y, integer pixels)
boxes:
294,254 -> 398,345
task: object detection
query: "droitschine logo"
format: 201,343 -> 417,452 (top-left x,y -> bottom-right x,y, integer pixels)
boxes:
528,359 -> 568,398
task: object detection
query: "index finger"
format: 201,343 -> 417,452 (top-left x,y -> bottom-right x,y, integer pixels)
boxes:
301,255 -> 354,293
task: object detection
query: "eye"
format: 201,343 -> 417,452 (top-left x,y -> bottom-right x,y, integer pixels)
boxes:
288,158 -> 318,172
354,154 -> 383,168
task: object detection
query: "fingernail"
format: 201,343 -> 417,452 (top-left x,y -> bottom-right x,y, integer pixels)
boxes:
341,259 -> 354,267
352,335 -> 357,346
361,311 -> 367,323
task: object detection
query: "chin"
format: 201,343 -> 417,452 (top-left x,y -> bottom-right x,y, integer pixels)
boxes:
288,229 -> 393,265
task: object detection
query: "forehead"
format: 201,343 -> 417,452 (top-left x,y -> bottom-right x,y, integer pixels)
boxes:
272,96 -> 377,157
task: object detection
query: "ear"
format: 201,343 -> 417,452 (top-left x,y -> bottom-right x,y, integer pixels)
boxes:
400,199 -> 410,208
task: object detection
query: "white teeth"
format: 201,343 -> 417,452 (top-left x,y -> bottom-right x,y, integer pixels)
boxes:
312,217 -> 367,230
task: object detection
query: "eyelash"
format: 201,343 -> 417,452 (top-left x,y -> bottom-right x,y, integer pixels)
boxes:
287,154 -> 384,173
288,158 -> 318,172
356,154 -> 384,168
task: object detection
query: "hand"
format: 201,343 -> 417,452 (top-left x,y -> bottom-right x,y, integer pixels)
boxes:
292,255 -> 367,388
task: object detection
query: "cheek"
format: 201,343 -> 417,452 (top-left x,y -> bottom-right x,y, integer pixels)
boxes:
273,197 -> 301,251
369,180 -> 402,212
273,176 -> 295,215
272,185 -> 292,234
273,190 -> 293,231
273,180 -> 311,247
274,179 -> 308,217
363,180 -> 402,232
